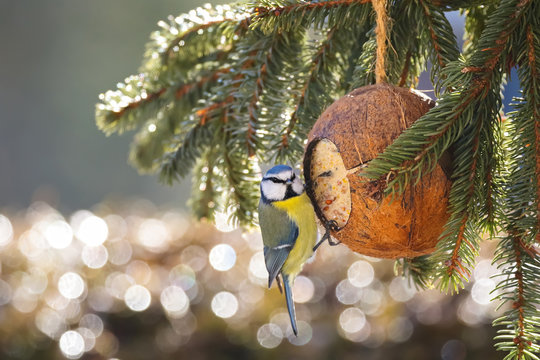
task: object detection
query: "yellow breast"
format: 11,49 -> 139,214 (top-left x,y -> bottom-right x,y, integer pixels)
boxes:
272,193 -> 318,278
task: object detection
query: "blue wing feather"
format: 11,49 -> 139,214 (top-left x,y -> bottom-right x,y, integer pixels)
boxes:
258,201 -> 299,288
263,226 -> 298,288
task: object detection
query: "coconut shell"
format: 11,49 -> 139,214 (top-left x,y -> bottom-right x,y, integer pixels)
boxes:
303,83 -> 452,259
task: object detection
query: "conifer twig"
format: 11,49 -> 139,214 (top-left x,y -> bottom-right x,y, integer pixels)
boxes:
253,0 -> 371,20
162,20 -> 239,63
444,114 -> 483,284
110,68 -> 231,121
512,236 -> 527,357
398,50 -> 412,87
527,25 -> 540,243
280,27 -> 338,150
419,0 -> 446,70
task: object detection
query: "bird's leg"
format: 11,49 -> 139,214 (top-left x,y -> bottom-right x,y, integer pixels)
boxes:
313,220 -> 341,252
276,274 -> 284,294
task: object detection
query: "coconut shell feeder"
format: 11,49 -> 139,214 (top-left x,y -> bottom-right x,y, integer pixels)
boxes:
303,83 -> 452,259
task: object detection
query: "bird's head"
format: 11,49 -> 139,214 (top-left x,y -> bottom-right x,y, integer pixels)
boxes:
260,165 -> 304,203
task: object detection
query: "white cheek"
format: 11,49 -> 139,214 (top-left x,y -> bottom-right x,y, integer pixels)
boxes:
261,181 -> 286,201
292,178 -> 304,195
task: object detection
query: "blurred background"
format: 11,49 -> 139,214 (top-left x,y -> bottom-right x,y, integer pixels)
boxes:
0,1 -> 520,359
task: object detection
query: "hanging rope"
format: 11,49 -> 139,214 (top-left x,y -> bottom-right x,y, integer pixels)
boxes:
373,0 -> 388,83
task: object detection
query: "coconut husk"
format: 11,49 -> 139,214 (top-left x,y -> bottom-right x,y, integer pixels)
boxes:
303,83 -> 452,259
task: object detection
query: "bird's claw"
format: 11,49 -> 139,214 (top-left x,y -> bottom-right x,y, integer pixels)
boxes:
313,220 -> 341,252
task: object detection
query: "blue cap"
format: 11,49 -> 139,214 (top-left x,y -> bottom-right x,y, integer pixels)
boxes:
264,164 -> 292,177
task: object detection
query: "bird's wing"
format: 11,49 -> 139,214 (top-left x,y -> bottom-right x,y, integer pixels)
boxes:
258,202 -> 299,288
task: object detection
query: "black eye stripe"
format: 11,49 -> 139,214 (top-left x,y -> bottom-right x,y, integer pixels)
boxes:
267,177 -> 285,183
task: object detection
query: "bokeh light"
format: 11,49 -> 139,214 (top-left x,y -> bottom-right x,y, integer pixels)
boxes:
58,272 -> 85,300
336,279 -> 362,305
347,260 -> 374,288
77,327 -> 96,352
0,214 -> 13,247
160,285 -> 190,318
180,245 -> 207,272
126,260 -> 152,285
45,220 -> 73,249
209,244 -> 236,271
292,276 -> 315,303
23,268 -> 48,295
106,272 -> 135,299
211,291 -> 238,318
75,215 -> 108,246
339,307 -> 366,334
388,277 -> 417,302
471,278 -> 496,305
79,313 -> 104,337
287,321 -> 312,346
214,212 -> 236,232
0,279 -> 13,306
35,307 -> 66,339
107,239 -> 133,266
12,287 -> 38,313
81,245 -> 109,269
124,285 -> 151,311
137,218 -> 170,252
59,330 -> 85,359
257,323 -> 283,349
248,251 -> 268,285
18,229 -> 48,259
169,264 -> 196,291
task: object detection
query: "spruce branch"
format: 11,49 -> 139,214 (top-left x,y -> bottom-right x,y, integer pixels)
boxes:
275,6 -> 372,163
189,149 -> 219,221
250,0 -> 371,33
143,6 -> 250,87
129,67 -> 231,172
225,28 -> 306,160
493,234 -> 540,359
218,126 -> 260,225
432,0 -> 497,11
394,255 -> 434,290
492,12 -> 539,354
159,120 -> 214,183
245,50 -> 268,158
277,26 -> 340,161
524,25 -> 540,243
363,0 -> 530,193
160,19 -> 242,66
351,28 -> 377,86
432,113 -> 486,292
462,4 -> 496,59
418,0 -> 460,92
397,50 -> 413,87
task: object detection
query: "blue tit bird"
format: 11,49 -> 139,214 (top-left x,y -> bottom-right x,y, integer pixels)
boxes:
258,164 -> 318,336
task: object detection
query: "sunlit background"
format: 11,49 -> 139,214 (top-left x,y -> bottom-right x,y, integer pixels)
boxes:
0,201 -> 503,359
0,1 -> 520,359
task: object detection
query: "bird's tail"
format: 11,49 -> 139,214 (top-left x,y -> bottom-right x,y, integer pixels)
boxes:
282,274 -> 298,336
